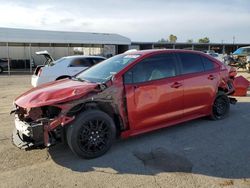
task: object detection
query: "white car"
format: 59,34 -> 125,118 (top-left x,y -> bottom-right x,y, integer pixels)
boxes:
32,51 -> 106,87
204,50 -> 223,62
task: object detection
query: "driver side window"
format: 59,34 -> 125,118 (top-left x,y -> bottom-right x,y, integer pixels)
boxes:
124,53 -> 178,84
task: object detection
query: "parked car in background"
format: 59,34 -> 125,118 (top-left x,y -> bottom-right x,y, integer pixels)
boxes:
12,49 -> 236,159
0,58 -> 8,73
32,51 -> 106,87
232,46 -> 250,72
204,50 -> 223,62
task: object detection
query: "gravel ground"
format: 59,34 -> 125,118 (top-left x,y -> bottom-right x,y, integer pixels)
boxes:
0,73 -> 250,188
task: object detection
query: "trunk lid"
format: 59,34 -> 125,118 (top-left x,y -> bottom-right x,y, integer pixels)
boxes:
36,51 -> 54,66
33,51 -> 55,76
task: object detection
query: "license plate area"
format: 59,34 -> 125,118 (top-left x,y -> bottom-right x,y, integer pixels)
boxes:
15,117 -> 32,137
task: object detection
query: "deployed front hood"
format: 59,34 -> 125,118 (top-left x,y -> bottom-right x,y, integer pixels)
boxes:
15,79 -> 98,108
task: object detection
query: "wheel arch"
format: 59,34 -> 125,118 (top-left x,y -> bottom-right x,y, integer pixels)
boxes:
217,87 -> 228,94
67,101 -> 124,136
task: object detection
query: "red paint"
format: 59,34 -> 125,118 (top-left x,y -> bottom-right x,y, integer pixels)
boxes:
15,79 -> 98,108
119,51 -> 234,137
125,76 -> 184,131
228,67 -> 237,78
233,76 -> 250,96
180,71 -> 219,118
14,49 -> 237,143
49,115 -> 75,130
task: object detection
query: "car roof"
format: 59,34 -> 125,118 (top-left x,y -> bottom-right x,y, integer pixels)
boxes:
125,49 -> 205,56
63,55 -> 106,59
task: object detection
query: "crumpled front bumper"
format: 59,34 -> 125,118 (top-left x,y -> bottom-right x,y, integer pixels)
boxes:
12,113 -> 75,150
12,115 -> 44,149
12,127 -> 37,149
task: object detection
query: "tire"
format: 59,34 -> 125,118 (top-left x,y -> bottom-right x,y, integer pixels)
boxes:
210,91 -> 230,120
0,66 -> 3,73
66,110 -> 116,159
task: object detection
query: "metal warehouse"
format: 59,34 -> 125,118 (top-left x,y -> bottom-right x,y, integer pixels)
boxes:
0,27 -> 131,72
1,27 -> 250,74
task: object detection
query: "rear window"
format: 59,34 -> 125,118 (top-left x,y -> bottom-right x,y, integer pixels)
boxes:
70,58 -> 93,67
50,57 -> 67,66
178,53 -> 204,74
91,58 -> 105,65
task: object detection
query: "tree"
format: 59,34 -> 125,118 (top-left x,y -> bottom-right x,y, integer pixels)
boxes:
187,39 -> 193,43
169,34 -> 177,43
198,37 -> 210,43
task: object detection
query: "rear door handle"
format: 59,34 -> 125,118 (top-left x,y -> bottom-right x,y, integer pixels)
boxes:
208,75 -> 216,80
171,82 -> 182,88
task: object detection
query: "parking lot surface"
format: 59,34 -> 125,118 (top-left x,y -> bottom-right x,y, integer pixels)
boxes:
0,74 -> 250,188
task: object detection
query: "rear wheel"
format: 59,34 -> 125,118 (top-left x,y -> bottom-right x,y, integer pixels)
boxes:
67,110 -> 116,159
210,91 -> 230,120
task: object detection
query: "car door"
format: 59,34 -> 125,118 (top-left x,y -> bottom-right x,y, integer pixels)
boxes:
67,58 -> 93,76
177,52 -> 220,118
124,53 -> 184,131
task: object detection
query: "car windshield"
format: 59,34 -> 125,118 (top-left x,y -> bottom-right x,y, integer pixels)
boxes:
76,54 -> 140,83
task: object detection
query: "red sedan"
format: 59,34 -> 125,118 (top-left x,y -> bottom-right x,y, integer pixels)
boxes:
12,49 -> 236,159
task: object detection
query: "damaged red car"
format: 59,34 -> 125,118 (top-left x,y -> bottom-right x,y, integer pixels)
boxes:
12,49 -> 236,159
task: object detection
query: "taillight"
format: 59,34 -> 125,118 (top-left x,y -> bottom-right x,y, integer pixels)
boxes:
38,69 -> 42,77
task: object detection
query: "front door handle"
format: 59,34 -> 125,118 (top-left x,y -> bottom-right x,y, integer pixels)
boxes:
171,82 -> 182,88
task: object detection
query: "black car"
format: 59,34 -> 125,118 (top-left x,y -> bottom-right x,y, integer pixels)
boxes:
0,59 -> 8,73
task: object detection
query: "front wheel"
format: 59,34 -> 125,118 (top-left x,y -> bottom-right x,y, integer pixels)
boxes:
210,92 -> 230,120
66,110 -> 116,159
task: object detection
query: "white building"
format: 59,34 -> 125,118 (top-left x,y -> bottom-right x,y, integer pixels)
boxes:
0,27 -> 131,71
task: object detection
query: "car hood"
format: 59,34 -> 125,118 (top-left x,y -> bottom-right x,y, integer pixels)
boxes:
15,79 -> 98,108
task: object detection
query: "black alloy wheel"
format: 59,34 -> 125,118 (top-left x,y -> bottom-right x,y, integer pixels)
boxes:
210,92 -> 230,120
77,119 -> 111,154
67,110 -> 116,159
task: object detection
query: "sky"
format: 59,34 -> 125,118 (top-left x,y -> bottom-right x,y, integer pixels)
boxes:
0,0 -> 249,43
